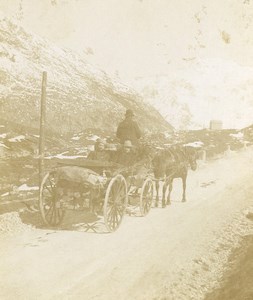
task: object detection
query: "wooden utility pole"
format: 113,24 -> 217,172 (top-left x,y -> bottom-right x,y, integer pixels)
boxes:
39,71 -> 47,185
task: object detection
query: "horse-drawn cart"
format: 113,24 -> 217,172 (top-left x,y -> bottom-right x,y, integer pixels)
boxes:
39,158 -> 154,232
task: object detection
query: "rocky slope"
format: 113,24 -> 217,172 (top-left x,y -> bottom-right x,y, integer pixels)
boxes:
0,16 -> 172,135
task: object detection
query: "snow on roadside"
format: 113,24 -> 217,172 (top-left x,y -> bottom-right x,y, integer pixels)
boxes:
161,211 -> 253,300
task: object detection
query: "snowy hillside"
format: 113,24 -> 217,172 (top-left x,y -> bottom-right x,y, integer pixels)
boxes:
132,58 -> 253,130
0,16 -> 172,135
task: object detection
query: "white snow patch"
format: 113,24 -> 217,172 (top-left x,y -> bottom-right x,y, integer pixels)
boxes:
71,136 -> 80,141
0,133 -> 7,138
1,192 -> 9,197
86,135 -> 100,141
17,184 -> 39,191
0,142 -> 9,149
229,132 -> 244,140
184,141 -> 204,148
75,148 -> 87,154
8,135 -> 25,142
46,153 -> 86,159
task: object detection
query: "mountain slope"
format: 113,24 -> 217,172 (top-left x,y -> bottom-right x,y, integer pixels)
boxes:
0,16 -> 172,135
132,58 -> 253,130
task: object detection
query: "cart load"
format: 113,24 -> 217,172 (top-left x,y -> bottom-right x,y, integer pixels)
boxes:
39,150 -> 154,232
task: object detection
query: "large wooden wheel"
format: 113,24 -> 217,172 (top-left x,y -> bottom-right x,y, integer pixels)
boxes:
139,178 -> 154,216
39,171 -> 65,226
103,174 -> 128,232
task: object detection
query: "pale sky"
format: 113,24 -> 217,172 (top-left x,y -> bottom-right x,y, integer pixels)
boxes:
1,0 -> 253,84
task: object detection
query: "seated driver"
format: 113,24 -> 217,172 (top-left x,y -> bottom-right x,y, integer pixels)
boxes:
88,138 -> 111,161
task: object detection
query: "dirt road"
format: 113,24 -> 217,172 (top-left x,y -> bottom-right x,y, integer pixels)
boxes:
0,148 -> 253,300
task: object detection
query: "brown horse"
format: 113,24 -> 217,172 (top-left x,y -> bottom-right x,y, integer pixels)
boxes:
152,145 -> 197,207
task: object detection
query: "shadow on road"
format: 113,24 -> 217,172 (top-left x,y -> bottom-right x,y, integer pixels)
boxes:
19,209 -> 109,234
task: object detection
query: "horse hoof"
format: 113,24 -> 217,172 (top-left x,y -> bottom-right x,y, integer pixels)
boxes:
166,201 -> 171,206
162,204 -> 166,208
155,202 -> 158,208
182,199 -> 186,203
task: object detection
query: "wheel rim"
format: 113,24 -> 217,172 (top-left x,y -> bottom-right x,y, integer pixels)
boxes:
39,171 -> 65,226
104,174 -> 128,232
140,178 -> 154,216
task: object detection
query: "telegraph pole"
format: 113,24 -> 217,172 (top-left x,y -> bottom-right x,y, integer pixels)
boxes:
39,71 -> 47,185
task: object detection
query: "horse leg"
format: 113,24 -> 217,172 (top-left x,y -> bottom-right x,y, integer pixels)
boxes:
166,178 -> 173,205
182,175 -> 187,202
162,181 -> 167,208
155,180 -> 159,207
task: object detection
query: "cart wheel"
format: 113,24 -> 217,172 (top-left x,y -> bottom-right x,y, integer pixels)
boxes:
104,174 -> 128,232
140,178 -> 154,216
39,171 -> 65,226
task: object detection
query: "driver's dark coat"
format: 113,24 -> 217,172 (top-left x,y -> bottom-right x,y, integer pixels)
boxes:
116,117 -> 141,145
114,149 -> 137,166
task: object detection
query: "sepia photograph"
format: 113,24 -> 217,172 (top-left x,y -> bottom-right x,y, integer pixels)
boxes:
0,0 -> 253,299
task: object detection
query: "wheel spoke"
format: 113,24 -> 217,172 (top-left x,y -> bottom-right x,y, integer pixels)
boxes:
104,175 -> 127,232
110,184 -> 117,198
45,185 -> 53,195
140,179 -> 153,216
144,194 -> 152,211
46,205 -> 54,223
45,204 -> 54,217
146,184 -> 152,193
39,172 -> 65,227
116,203 -> 125,215
113,180 -> 122,196
48,176 -> 56,189
56,208 -> 62,223
49,205 -> 56,224
113,209 -> 120,225
116,206 -> 124,220
112,213 -> 116,228
115,211 -> 120,225
111,181 -> 122,199
117,182 -> 125,195
108,208 -> 116,227
108,208 -> 117,229
106,205 -> 114,218
107,196 -> 114,206
52,207 -> 57,225
115,193 -> 126,205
